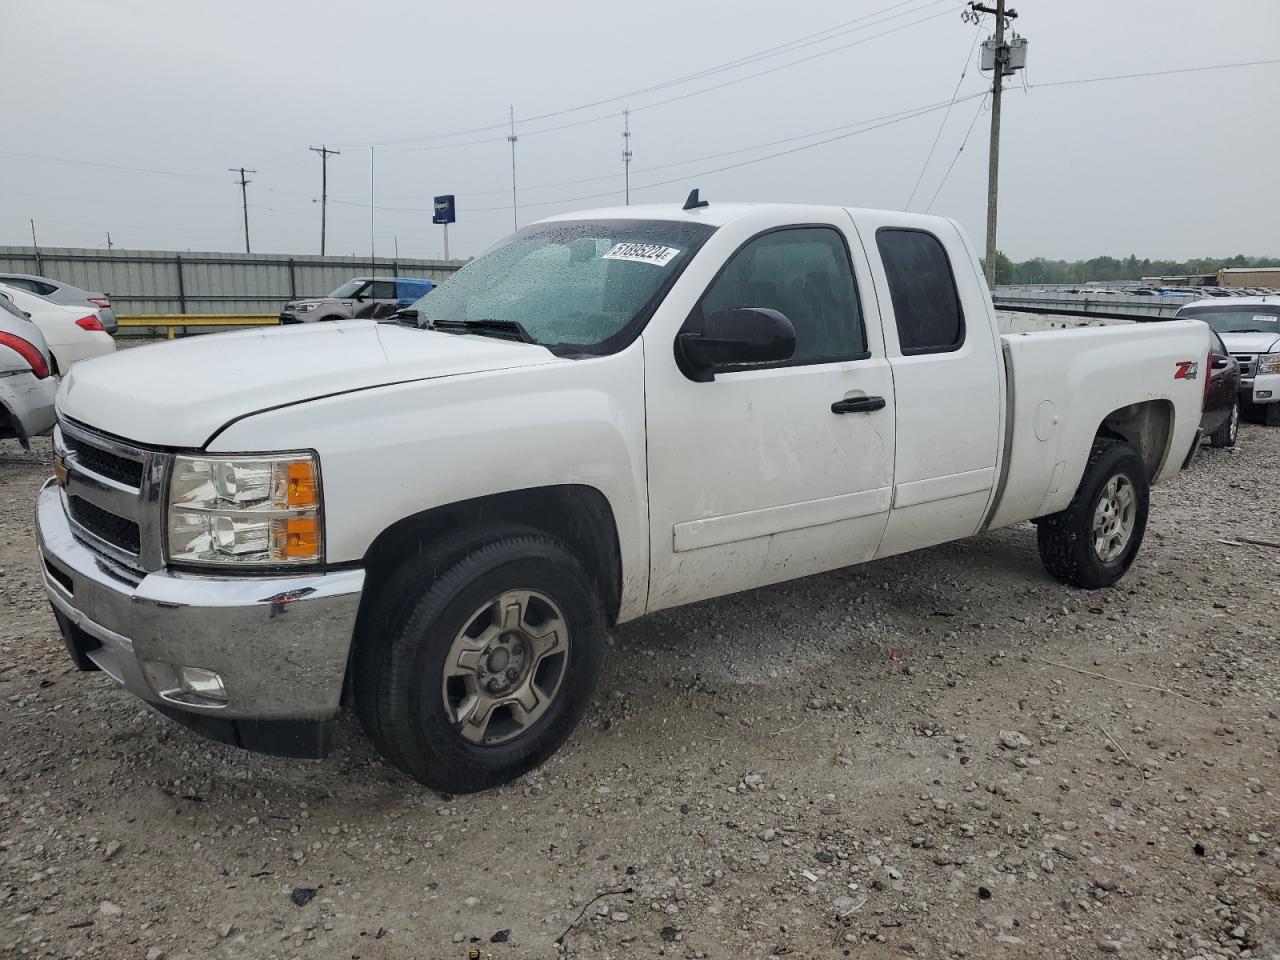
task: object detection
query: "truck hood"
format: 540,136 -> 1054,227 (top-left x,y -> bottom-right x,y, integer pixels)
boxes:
57,320 -> 562,448
1219,331 -> 1280,354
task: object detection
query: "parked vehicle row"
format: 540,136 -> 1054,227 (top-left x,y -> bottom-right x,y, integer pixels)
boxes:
1177,295 -> 1280,426
0,272 -> 118,332
36,200 -> 1211,793
0,283 -> 115,374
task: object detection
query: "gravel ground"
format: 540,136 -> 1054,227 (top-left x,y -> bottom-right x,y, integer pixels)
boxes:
2,424 -> 1279,960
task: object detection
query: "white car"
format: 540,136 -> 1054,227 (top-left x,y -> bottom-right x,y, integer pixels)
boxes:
36,200 -> 1209,793
0,283 -> 114,373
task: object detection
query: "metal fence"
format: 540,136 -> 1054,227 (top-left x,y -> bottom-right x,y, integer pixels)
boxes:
0,246 -> 465,316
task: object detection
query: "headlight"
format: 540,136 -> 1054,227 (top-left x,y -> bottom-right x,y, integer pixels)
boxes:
1257,353 -> 1280,375
166,453 -> 322,566
295,303 -> 318,313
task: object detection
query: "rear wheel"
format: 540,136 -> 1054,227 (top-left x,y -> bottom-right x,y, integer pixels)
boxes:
1037,439 -> 1149,589
355,525 -> 604,792
1209,400 -> 1239,448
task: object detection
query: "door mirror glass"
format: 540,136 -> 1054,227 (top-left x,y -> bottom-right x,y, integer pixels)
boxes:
677,307 -> 796,381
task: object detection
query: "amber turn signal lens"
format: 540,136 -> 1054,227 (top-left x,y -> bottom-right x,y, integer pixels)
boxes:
285,460 -> 318,508
274,517 -> 320,560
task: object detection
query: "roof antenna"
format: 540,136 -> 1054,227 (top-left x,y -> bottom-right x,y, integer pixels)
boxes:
683,188 -> 709,211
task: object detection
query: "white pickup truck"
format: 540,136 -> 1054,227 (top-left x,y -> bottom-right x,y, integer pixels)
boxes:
36,200 -> 1209,792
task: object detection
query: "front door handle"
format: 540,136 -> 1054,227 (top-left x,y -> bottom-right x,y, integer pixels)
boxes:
831,395 -> 886,414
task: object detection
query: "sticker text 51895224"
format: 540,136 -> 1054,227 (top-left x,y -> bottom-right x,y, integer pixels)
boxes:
602,242 -> 681,267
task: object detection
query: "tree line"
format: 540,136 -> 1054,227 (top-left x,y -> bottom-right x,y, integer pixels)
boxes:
984,253 -> 1280,286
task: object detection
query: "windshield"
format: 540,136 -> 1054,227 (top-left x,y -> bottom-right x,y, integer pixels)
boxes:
411,219 -> 715,354
1179,304 -> 1280,334
327,279 -> 369,298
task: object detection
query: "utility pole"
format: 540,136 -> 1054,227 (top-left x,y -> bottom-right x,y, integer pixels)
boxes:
228,166 -> 256,253
369,148 -> 376,264
967,0 -> 1021,286
30,220 -> 42,275
309,145 -> 340,255
622,108 -> 633,205
106,231 -> 113,251
507,105 -> 519,231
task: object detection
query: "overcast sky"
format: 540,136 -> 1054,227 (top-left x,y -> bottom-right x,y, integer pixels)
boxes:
4,0 -> 1277,262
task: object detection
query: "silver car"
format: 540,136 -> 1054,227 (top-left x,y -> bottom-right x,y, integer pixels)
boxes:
0,293 -> 57,448
279,276 -> 435,324
0,273 -> 118,334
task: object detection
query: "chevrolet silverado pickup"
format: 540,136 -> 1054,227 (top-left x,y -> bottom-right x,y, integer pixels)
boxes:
36,200 -> 1210,793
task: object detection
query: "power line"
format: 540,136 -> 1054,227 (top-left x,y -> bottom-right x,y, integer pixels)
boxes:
1027,56 -> 1280,89
905,20 -> 985,210
375,3 -> 956,157
464,92 -> 987,213
343,0 -> 955,149
0,150 -> 225,183
925,92 -> 989,212
393,93 -> 989,204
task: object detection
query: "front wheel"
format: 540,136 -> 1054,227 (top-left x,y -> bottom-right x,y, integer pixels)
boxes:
355,525 -> 604,792
1037,439 -> 1150,589
1209,400 -> 1239,448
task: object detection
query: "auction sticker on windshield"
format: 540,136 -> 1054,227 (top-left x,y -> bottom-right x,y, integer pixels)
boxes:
603,242 -> 681,266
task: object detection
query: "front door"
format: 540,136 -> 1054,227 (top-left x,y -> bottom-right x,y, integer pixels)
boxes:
643,220 -> 896,611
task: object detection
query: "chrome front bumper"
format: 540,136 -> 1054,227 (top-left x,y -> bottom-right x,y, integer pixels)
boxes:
35,479 -> 365,724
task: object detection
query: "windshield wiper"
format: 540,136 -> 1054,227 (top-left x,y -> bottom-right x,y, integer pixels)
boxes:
427,318 -> 535,343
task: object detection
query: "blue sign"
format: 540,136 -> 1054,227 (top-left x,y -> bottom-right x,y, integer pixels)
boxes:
433,194 -> 456,225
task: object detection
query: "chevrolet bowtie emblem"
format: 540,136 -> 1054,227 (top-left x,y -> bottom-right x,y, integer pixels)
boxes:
52,454 -> 68,487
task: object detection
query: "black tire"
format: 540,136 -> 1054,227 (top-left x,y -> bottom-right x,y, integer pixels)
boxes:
1037,439 -> 1149,589
320,315 -> 344,323
1209,400 -> 1239,448
1264,403 -> 1280,427
354,524 -> 604,792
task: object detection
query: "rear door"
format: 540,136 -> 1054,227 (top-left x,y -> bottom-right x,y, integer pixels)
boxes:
850,214 -> 1003,558
643,216 -> 896,610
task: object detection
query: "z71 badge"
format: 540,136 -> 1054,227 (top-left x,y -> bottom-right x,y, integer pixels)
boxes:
1174,360 -> 1199,380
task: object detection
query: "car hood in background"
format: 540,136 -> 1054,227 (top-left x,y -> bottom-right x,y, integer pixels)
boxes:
1219,331 -> 1280,355
56,320 -> 562,448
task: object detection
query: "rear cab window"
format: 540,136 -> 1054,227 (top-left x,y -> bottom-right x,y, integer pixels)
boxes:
875,228 -> 965,355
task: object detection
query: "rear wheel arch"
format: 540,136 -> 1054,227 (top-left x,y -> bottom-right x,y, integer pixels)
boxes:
1095,399 -> 1173,480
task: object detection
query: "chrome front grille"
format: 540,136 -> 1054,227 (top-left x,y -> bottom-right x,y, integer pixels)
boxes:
1233,354 -> 1257,378
53,419 -> 170,572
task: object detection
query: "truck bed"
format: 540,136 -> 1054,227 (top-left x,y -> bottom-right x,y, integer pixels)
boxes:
987,318 -> 1208,530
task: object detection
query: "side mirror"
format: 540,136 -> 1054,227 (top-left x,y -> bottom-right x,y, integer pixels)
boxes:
676,307 -> 796,382
354,293 -> 368,302
393,308 -> 419,323
1212,355 -> 1230,370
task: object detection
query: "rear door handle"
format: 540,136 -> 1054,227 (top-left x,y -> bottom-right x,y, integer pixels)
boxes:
831,395 -> 886,414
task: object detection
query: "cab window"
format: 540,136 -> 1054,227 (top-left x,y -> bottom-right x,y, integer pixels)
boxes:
877,228 -> 965,355
696,226 -> 866,365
